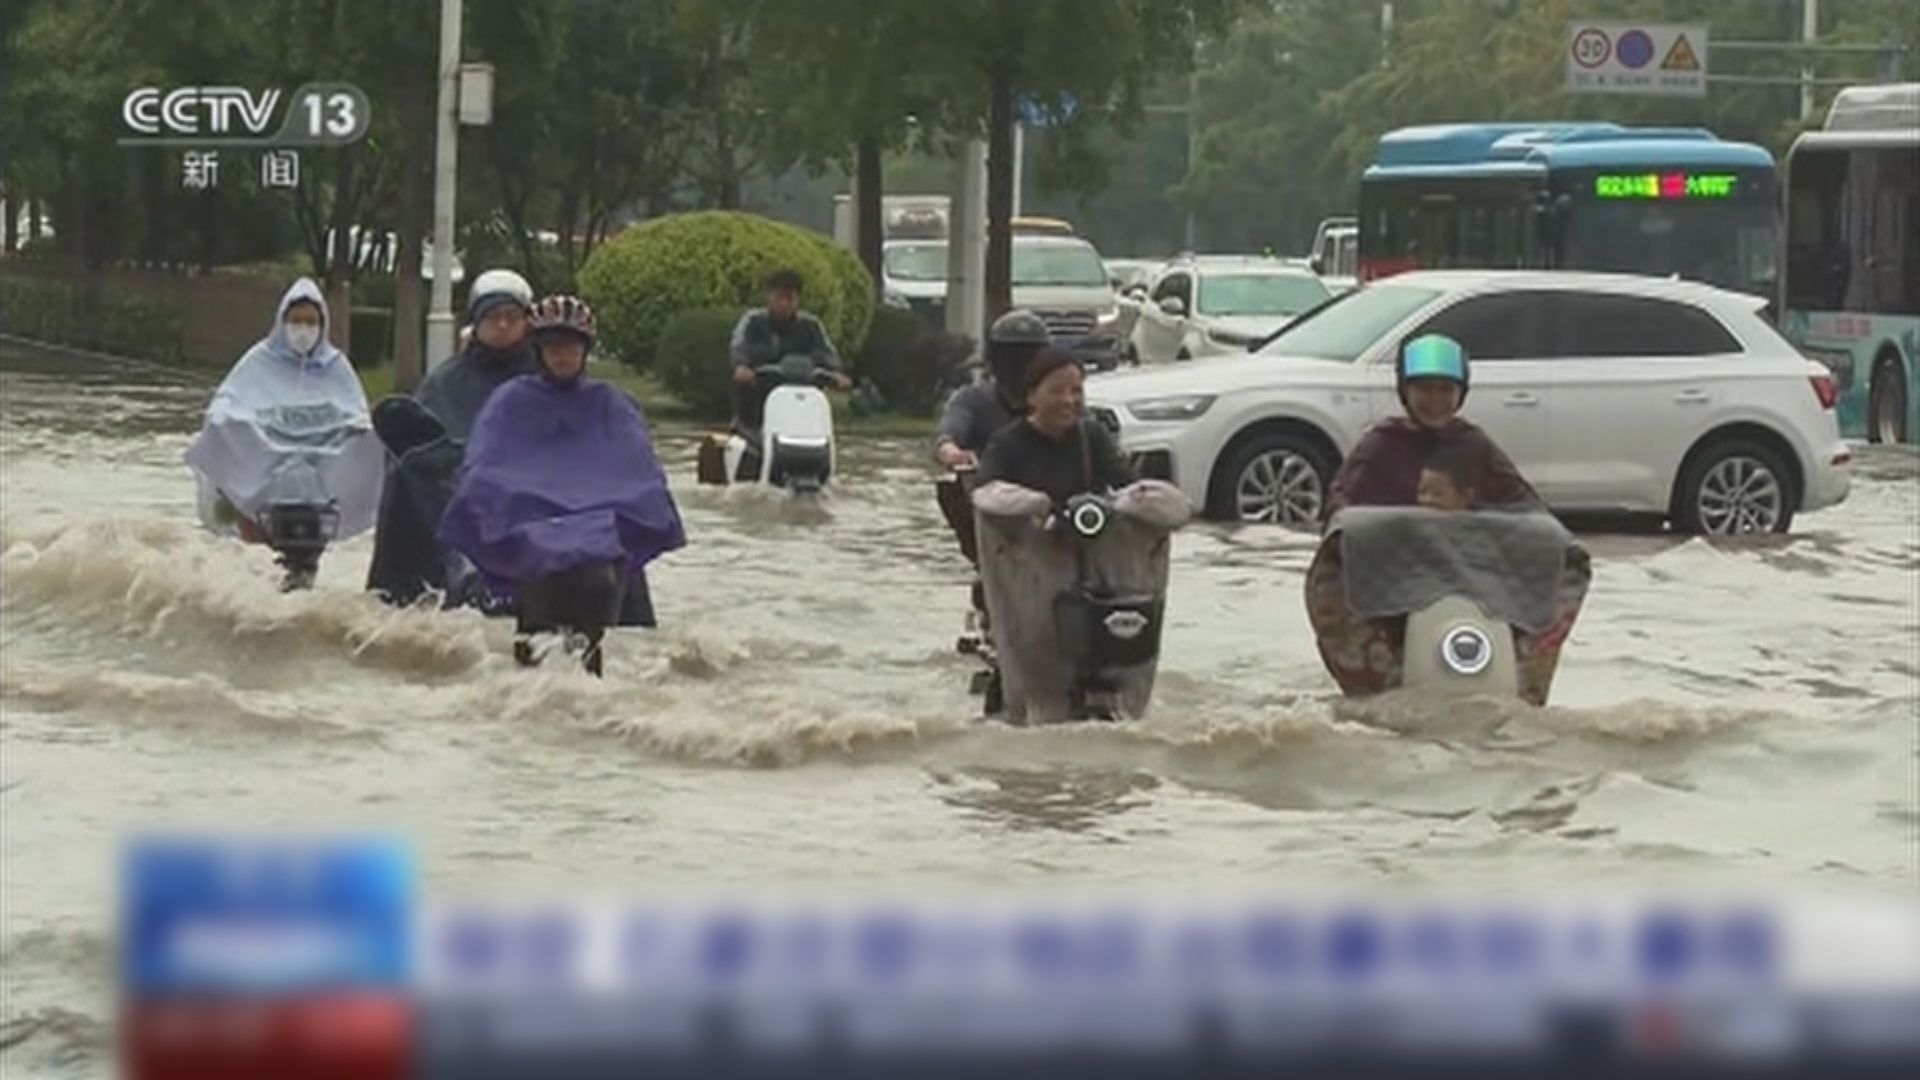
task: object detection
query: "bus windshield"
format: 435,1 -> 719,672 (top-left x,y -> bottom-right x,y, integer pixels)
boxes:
1785,142 -> 1919,314
1560,198 -> 1778,299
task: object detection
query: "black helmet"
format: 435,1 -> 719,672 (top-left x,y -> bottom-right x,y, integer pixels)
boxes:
988,309 -> 1051,347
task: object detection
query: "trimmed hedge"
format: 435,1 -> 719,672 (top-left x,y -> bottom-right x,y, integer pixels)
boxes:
852,304 -> 978,417
349,307 -> 393,368
654,306 -> 747,421
577,211 -> 870,368
0,276 -> 186,364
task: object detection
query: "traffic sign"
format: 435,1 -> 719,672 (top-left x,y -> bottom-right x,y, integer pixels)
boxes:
1565,22 -> 1709,97
1015,92 -> 1078,128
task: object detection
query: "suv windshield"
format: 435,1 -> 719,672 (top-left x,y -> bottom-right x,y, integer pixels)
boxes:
884,243 -> 947,282
1013,243 -> 1108,287
1252,284 -> 1440,361
1199,273 -> 1332,317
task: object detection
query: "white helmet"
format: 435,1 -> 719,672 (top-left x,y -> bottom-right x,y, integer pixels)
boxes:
467,268 -> 533,314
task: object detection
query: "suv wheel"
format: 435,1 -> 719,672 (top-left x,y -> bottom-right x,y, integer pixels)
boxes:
1211,431 -> 1332,527
1673,438 -> 1796,535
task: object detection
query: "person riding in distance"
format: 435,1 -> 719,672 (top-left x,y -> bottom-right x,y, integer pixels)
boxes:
436,295 -> 686,676
1323,333 -> 1541,527
728,268 -> 850,433
934,309 -> 1053,469
412,268 -> 537,441
186,277 -> 380,548
976,347 -> 1136,508
366,267 -> 537,605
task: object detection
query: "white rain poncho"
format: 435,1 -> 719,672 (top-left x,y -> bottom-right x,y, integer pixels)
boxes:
184,278 -> 383,540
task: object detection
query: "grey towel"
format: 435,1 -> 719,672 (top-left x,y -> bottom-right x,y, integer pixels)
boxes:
973,480 -> 1189,725
1331,506 -> 1573,633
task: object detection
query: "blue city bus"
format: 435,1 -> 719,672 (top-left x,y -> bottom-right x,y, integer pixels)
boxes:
1781,83 -> 1920,444
1358,123 -> 1778,300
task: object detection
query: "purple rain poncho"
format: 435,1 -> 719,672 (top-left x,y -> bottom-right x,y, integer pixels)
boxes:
437,374 -> 685,590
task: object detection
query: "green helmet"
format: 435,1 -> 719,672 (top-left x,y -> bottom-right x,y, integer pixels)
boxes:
988,309 -> 1051,347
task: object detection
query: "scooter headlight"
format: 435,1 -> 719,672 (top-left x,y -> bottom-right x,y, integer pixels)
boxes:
1066,494 -> 1111,539
1440,624 -> 1494,676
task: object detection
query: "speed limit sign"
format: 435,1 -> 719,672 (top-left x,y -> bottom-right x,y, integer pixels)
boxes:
1571,27 -> 1612,68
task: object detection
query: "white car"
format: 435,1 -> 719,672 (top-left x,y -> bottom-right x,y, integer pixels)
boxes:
1086,271 -> 1852,534
1130,259 -> 1333,365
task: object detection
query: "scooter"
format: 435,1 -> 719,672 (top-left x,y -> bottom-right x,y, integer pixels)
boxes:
255,500 -> 341,592
1305,506 -> 1591,706
190,402 -> 381,593
935,467 -> 1002,714
973,479 -> 1191,724
697,355 -> 836,494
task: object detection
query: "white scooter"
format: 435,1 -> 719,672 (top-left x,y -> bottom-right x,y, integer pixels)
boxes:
698,355 -> 836,494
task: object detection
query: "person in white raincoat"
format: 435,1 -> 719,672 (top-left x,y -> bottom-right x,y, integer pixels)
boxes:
184,278 -> 383,585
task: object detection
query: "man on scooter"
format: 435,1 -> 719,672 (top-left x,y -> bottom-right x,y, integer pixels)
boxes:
728,269 -> 850,434
933,309 -> 1052,469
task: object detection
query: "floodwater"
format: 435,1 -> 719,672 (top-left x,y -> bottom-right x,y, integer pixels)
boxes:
2,340 -> 1916,1072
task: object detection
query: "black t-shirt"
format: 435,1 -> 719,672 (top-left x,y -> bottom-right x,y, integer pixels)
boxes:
976,418 -> 1135,508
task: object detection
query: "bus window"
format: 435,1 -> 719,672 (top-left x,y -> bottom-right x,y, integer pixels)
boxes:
1867,148 -> 1920,315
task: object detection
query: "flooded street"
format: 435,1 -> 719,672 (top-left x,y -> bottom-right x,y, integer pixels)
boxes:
3,340 -> 1917,1070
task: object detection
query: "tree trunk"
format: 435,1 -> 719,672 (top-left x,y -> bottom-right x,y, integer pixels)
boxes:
855,135 -> 884,299
325,148 -> 358,293
29,195 -> 43,254
1,181 -> 14,255
984,56 -> 1016,321
392,81 -> 434,391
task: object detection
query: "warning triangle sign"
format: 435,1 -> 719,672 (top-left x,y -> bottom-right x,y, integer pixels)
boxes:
1662,34 -> 1701,71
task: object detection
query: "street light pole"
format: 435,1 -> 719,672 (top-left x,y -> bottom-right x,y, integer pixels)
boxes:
1800,0 -> 1820,121
425,0 -> 464,368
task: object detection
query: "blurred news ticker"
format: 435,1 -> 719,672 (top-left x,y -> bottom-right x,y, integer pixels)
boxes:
120,836 -> 1920,1079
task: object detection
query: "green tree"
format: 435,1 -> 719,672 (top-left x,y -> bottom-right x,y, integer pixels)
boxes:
1182,0 -> 1382,254
918,0 -> 1250,318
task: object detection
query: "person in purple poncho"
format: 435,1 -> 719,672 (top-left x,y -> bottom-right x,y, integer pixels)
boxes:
438,295 -> 687,676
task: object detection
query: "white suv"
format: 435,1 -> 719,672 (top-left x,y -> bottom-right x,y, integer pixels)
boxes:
1085,271 -> 1852,534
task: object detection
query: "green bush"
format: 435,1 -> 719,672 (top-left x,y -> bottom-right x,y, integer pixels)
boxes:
0,276 -> 185,364
349,307 -> 393,368
654,306 -> 747,421
577,211 -> 867,367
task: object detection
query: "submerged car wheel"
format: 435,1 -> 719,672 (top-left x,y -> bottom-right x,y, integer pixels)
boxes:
1869,358 -> 1909,445
1674,438 -> 1796,536
1212,431 -> 1332,528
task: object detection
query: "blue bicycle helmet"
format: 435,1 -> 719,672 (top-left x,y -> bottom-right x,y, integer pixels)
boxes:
1398,334 -> 1471,405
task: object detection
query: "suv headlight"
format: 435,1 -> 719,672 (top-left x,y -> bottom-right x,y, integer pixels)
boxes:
1127,394 -> 1215,422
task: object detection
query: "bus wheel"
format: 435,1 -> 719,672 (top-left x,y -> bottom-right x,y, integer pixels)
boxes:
1869,356 -> 1909,445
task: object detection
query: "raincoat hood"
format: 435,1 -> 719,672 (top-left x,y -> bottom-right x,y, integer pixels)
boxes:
263,277 -> 343,368
183,277 -> 380,540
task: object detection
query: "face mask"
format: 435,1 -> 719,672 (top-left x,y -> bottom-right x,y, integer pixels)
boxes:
286,324 -> 321,355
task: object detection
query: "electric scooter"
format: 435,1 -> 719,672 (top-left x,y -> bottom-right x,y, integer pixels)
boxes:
698,355 -> 836,494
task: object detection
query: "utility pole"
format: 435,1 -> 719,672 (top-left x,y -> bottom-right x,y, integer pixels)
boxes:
1183,68 -> 1198,252
1801,0 -> 1820,120
424,0 -> 463,370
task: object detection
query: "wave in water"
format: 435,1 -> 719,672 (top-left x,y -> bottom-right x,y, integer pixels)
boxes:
0,659 -> 379,743
1,517 -> 486,676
